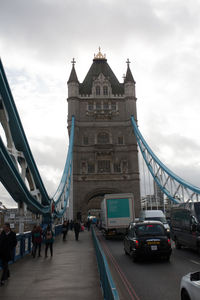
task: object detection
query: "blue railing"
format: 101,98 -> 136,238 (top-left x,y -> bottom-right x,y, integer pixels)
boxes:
0,224 -> 63,269
91,227 -> 119,300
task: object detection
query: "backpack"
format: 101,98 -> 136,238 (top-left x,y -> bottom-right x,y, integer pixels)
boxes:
46,230 -> 52,240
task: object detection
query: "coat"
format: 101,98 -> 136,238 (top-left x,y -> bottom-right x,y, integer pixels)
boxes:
33,228 -> 42,244
0,230 -> 17,262
74,222 -> 81,233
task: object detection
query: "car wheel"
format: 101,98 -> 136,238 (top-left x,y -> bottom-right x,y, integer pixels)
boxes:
181,289 -> 191,300
175,238 -> 182,249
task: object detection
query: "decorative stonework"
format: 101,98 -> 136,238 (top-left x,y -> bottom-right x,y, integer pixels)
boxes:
67,52 -> 141,219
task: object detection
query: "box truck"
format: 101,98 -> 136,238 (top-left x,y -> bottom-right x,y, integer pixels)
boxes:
100,193 -> 134,238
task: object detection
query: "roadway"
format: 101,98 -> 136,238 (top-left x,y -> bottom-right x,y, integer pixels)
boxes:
96,230 -> 200,300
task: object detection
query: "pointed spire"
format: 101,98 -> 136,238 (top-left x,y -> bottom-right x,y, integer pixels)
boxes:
124,58 -> 135,84
67,58 -> 79,84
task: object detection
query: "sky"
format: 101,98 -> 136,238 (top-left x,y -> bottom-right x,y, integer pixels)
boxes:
1,0 -> 200,207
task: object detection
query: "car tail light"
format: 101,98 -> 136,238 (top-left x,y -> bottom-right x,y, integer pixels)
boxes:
135,240 -> 139,248
167,239 -> 171,246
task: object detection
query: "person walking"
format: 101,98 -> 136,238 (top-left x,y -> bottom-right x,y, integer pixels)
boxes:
87,218 -> 91,231
70,219 -> 74,231
31,225 -> 37,257
44,225 -> 54,257
74,220 -> 81,241
0,223 -> 17,286
62,220 -> 69,241
33,225 -> 42,258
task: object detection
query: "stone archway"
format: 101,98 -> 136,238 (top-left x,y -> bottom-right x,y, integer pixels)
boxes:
80,188 -> 121,221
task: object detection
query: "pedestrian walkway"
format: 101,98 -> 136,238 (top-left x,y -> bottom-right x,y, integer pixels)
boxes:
0,230 -> 103,300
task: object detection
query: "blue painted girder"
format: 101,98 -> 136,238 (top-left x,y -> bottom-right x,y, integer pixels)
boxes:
0,59 -> 50,206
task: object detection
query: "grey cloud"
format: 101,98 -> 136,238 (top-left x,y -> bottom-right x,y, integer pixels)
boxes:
1,0 -> 200,206
31,136 -> 68,170
0,0 -> 187,63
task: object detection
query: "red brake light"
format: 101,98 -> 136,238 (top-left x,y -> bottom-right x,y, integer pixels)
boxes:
135,240 -> 139,248
167,239 -> 171,245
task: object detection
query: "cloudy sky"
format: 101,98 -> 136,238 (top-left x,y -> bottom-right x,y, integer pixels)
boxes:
1,0 -> 200,207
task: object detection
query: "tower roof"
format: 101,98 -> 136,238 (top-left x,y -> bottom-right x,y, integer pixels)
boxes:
124,59 -> 135,84
67,59 -> 79,84
80,50 -> 124,95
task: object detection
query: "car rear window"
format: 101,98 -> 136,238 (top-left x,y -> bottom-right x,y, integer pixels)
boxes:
145,217 -> 167,223
135,224 -> 165,236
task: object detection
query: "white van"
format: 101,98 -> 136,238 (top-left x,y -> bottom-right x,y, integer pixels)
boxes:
139,210 -> 170,233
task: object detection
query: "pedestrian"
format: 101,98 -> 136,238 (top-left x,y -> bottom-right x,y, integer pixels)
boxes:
87,218 -> 91,231
0,223 -> 17,286
31,225 -> 37,257
70,219 -> 74,231
74,220 -> 81,241
44,225 -> 54,257
33,225 -> 42,258
62,220 -> 69,241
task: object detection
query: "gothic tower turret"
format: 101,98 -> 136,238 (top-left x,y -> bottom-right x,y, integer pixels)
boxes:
67,58 -> 79,120
124,59 -> 137,119
124,59 -> 136,97
67,58 -> 79,97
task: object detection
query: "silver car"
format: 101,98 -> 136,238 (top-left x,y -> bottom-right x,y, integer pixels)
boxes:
180,271 -> 200,300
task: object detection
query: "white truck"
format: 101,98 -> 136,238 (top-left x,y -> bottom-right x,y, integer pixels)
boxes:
100,193 -> 134,238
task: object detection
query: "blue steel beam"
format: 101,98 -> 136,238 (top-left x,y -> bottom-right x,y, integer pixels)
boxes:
0,59 -> 50,205
131,116 -> 200,203
53,116 -> 74,204
0,137 -> 50,214
0,59 -> 75,217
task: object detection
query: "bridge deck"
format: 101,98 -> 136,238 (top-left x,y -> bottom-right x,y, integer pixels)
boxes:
0,230 -> 103,300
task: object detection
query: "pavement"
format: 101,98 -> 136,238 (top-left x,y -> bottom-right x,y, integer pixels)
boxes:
0,229 -> 103,300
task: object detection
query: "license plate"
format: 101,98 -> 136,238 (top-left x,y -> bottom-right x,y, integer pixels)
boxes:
147,241 -> 160,245
108,232 -> 115,235
151,245 -> 158,251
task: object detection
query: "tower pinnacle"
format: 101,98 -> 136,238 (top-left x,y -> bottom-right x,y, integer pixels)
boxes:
126,58 -> 131,67
94,47 -> 106,60
71,58 -> 76,66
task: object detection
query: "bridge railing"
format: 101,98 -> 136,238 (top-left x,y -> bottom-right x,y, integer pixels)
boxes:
91,226 -> 119,300
0,224 -> 63,269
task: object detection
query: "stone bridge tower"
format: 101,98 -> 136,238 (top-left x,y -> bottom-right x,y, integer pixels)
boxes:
67,50 -> 141,220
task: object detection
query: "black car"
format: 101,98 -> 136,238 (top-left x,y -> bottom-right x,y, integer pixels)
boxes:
124,221 -> 172,262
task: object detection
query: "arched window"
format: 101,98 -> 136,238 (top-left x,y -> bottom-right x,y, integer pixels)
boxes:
97,132 -> 109,144
103,85 -> 108,95
96,85 -> 100,95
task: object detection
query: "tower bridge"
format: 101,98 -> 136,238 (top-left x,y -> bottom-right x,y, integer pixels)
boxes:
1,50 -> 200,224
1,51 -> 200,299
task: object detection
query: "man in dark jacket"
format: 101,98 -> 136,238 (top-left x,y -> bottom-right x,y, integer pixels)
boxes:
74,220 -> 81,241
0,223 -> 17,285
62,220 -> 69,241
